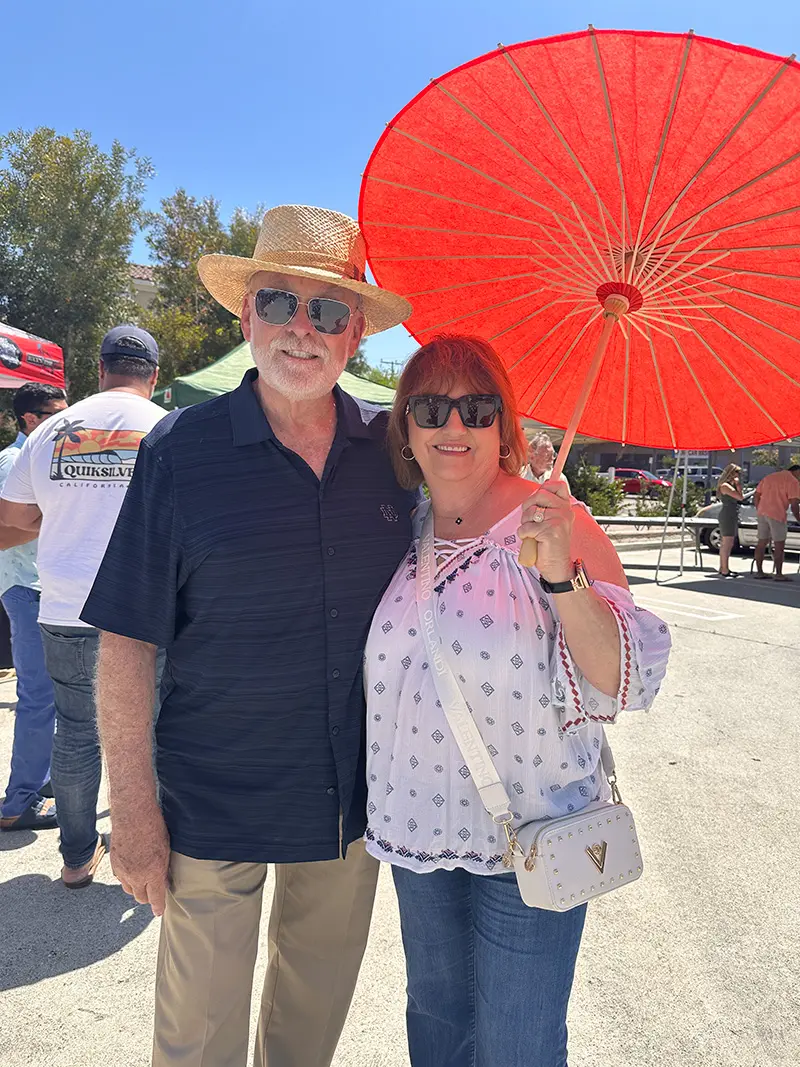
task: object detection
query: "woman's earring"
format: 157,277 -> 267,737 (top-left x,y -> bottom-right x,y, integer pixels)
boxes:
499,444 -> 511,459
401,445 -> 415,461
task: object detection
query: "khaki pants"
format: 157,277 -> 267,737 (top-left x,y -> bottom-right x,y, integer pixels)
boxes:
153,840 -> 379,1067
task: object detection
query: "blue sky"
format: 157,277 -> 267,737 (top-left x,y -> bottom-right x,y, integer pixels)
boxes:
5,0 -> 799,369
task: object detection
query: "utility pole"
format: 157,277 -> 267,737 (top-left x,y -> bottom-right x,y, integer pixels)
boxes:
380,359 -> 404,377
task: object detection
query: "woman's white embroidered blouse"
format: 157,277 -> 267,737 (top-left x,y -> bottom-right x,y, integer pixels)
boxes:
363,502 -> 671,875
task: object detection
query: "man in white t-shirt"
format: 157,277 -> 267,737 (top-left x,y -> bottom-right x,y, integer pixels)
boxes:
0,325 -> 166,887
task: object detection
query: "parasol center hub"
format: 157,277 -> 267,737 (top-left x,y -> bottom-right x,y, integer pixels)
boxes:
596,281 -> 643,315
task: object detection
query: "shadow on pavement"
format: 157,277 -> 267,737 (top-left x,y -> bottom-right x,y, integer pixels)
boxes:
0,828 -> 39,851
0,874 -> 155,990
623,564 -> 799,607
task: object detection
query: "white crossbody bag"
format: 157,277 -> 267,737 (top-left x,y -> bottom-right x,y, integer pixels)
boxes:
415,507 -> 643,912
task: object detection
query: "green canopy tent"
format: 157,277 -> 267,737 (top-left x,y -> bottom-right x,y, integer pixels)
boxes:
154,341 -> 396,409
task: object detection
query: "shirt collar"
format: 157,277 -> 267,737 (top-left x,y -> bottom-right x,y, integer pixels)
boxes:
230,368 -> 375,446
13,431 -> 27,448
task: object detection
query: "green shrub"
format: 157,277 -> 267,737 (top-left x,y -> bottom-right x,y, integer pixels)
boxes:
564,460 -> 625,516
634,482 -> 704,517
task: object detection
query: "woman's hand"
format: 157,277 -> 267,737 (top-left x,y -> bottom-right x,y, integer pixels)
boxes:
518,480 -> 575,583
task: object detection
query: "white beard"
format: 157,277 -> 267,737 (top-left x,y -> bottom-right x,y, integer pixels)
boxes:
251,330 -> 345,401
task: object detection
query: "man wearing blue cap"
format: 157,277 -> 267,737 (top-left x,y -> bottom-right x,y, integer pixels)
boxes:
0,325 -> 165,886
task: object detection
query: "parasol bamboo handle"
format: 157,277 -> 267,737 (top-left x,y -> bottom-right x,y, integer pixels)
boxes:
519,294 -> 629,569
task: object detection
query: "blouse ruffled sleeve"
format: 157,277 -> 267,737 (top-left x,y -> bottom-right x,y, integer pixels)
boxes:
550,580 -> 671,736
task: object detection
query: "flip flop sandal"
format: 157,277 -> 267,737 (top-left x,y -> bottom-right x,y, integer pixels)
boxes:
62,834 -> 108,890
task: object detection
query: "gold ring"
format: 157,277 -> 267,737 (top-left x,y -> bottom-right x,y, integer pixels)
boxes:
532,506 -> 545,524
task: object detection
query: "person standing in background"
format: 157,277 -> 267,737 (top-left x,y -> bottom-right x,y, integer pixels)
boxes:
0,326 -> 165,883
523,431 -> 556,483
0,382 -> 67,831
714,463 -> 744,580
754,465 -> 800,581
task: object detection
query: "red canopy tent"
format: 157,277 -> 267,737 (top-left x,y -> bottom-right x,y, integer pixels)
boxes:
0,323 -> 65,390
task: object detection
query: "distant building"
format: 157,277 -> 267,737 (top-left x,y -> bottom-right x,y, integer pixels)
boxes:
519,419 -> 798,487
129,263 -> 156,310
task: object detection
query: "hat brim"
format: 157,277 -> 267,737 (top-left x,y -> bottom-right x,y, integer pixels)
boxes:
197,255 -> 411,337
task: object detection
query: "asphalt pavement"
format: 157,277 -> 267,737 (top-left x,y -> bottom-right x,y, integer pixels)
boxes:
1,544 -> 798,1067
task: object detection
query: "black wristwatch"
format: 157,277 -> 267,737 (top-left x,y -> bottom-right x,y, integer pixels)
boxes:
539,560 -> 592,595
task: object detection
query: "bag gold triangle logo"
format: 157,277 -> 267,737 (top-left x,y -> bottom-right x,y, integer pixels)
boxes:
586,841 -> 607,873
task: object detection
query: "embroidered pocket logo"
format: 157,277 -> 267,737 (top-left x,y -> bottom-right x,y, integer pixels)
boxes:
380,504 -> 399,522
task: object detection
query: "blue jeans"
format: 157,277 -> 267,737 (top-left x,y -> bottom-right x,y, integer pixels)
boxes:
40,625 -> 102,868
41,624 -> 164,869
1,586 -> 56,818
392,866 -> 587,1067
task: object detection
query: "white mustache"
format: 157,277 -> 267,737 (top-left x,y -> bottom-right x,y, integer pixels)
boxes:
267,331 -> 328,361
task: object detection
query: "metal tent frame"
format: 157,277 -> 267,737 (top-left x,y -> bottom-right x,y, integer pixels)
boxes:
655,451 -> 703,583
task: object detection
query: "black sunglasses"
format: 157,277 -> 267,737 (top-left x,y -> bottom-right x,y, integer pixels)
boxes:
254,288 -> 353,335
406,394 -> 503,429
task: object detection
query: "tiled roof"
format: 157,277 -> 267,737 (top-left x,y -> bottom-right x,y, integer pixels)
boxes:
129,263 -> 155,282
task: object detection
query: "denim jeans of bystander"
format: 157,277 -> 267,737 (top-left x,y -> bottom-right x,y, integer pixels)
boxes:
392,865 -> 587,1067
1,586 -> 56,819
40,624 -> 165,869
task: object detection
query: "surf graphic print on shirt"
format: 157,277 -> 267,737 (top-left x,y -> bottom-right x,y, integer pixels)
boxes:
48,419 -> 146,482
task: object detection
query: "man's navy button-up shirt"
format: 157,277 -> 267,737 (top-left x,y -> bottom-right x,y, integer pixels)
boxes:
81,369 -> 416,863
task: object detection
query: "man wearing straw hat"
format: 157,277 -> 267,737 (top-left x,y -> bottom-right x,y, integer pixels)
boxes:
81,205 -> 415,1067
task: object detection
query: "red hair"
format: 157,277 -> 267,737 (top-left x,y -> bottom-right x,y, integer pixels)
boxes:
387,335 -> 527,490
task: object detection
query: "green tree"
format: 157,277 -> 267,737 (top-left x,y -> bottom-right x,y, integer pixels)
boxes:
751,446 -> 780,468
0,127 -> 152,399
138,193 -> 266,384
363,364 -> 401,388
346,340 -> 371,378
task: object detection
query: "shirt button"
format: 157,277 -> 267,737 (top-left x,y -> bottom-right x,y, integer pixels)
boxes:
331,725 -> 340,736
330,608 -> 338,618
327,547 -> 335,556
326,786 -> 336,796
332,669 -> 340,679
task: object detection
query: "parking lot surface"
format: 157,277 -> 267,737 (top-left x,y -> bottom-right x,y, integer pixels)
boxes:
1,545 -> 798,1067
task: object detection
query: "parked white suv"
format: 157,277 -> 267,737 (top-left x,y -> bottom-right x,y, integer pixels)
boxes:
655,466 -> 723,487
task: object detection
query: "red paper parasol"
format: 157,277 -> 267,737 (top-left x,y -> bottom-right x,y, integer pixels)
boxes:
360,29 -> 800,461
0,323 -> 65,389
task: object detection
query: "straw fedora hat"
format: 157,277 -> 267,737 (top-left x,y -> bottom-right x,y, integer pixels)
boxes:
198,204 -> 411,336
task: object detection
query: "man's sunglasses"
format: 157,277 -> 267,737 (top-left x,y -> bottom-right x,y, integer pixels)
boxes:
406,394 -> 503,430
254,288 -> 353,335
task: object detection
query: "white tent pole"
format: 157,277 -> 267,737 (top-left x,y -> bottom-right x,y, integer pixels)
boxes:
680,454 -> 690,577
655,451 -> 681,584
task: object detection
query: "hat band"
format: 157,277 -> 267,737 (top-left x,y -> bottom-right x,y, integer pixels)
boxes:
261,251 -> 367,284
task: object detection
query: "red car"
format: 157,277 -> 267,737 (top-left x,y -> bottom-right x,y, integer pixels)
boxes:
612,468 -> 673,497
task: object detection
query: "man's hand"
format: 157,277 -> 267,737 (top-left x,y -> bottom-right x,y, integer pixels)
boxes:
518,479 -> 575,582
110,807 -> 170,917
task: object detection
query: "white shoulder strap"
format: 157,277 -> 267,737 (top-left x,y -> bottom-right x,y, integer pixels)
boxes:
415,508 -> 514,823
415,507 -> 616,823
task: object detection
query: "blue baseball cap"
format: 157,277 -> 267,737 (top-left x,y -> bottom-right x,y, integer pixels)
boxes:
100,324 -> 159,365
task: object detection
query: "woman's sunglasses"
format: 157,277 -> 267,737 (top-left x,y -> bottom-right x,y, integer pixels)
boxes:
406,394 -> 503,429
254,288 -> 353,335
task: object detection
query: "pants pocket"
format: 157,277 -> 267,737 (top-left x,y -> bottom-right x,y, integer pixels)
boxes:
40,629 -> 93,686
